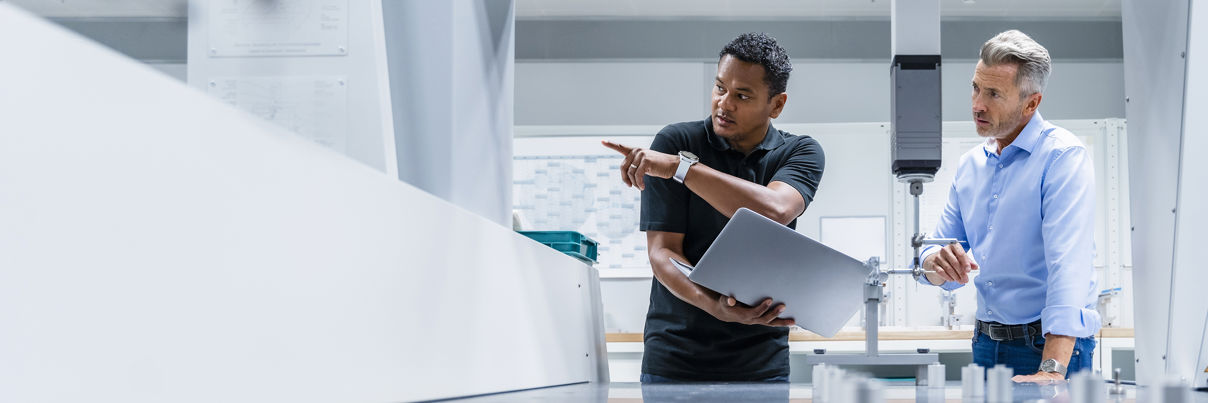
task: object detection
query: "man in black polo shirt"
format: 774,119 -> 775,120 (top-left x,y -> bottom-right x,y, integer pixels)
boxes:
602,33 -> 825,382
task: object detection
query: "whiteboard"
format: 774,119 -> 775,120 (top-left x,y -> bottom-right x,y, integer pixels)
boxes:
819,216 -> 886,264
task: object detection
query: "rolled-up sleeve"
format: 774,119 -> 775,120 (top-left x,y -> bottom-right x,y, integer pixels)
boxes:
1039,146 -> 1101,338
769,137 -> 825,211
916,182 -> 969,292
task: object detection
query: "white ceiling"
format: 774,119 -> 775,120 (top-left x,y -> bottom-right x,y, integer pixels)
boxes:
4,0 -> 189,18
4,0 -> 1120,19
517,0 -> 1122,19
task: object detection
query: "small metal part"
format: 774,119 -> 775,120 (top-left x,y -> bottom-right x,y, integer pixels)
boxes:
941,291 -> 959,329
926,363 -> 946,388
856,378 -> 886,403
1160,378 -> 1191,403
962,364 -> 985,398
1070,370 -> 1106,403
987,364 -> 1014,403
1110,368 -> 1126,395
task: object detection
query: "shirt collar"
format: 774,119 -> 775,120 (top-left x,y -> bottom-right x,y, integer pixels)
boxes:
983,111 -> 1045,157
754,124 -> 785,151
704,117 -> 784,152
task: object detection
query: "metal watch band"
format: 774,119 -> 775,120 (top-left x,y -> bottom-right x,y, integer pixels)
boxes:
1039,358 -> 1067,376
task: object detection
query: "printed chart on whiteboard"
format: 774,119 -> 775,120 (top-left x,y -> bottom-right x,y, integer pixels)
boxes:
513,155 -> 649,271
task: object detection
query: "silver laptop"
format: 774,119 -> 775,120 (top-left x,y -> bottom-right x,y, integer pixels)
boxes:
670,207 -> 868,338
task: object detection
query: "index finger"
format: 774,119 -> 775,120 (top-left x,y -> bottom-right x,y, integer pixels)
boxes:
756,303 -> 786,324
767,318 -> 796,327
951,243 -> 971,282
600,140 -> 632,155
951,243 -> 971,275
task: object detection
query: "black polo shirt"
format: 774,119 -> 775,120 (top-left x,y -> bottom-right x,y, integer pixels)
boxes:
639,117 -> 825,381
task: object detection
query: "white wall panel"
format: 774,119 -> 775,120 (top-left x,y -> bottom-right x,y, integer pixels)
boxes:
941,61 -> 1125,122
516,62 -> 707,126
517,61 -> 1124,126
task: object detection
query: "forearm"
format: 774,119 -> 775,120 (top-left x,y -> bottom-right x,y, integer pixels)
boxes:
1041,334 -> 1076,367
1013,333 -> 1078,382
649,246 -> 719,311
682,164 -> 799,225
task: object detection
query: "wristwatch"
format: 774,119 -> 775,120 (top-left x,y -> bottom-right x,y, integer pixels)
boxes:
1039,359 -> 1067,376
673,151 -> 699,183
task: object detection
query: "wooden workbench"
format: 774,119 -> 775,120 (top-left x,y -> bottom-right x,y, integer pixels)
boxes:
605,328 -> 1135,342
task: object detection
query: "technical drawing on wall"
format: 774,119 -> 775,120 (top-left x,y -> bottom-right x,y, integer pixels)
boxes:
208,76 -> 349,152
513,155 -> 648,271
208,0 -> 349,57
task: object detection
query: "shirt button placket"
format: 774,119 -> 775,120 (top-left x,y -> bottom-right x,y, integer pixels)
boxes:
987,158 -> 1002,233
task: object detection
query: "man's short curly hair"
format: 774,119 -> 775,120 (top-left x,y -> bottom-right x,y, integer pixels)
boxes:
719,32 -> 793,97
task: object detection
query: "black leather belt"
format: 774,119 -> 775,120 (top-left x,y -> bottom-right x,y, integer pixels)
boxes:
977,320 -> 1042,342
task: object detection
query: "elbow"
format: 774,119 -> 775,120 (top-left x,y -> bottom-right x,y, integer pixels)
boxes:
647,245 -> 666,264
739,194 -> 802,225
766,192 -> 805,226
769,205 -> 799,226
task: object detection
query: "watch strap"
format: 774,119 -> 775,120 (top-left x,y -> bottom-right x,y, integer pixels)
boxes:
1040,359 -> 1067,376
673,154 -> 695,183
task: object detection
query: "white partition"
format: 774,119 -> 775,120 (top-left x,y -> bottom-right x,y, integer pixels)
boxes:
1169,0 -> 1208,387
0,5 -> 606,402
1121,0 -> 1208,386
382,0 -> 516,226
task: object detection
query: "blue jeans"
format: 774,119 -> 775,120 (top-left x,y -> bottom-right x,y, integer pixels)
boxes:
971,326 -> 1096,378
640,373 -> 790,383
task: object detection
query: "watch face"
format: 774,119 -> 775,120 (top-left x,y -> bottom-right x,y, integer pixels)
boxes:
1039,359 -> 1064,374
680,151 -> 698,162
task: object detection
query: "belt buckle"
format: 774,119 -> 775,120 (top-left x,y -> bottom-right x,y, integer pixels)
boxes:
988,326 -> 1011,341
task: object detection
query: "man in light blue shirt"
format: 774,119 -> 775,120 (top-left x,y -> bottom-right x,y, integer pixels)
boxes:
918,30 -> 1100,382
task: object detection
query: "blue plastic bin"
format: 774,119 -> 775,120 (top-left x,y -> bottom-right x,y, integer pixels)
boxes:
517,231 -> 599,265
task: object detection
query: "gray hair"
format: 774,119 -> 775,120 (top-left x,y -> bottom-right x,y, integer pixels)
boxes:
979,30 -> 1051,96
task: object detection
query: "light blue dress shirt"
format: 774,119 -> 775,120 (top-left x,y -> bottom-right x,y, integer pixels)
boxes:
919,112 -> 1101,338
